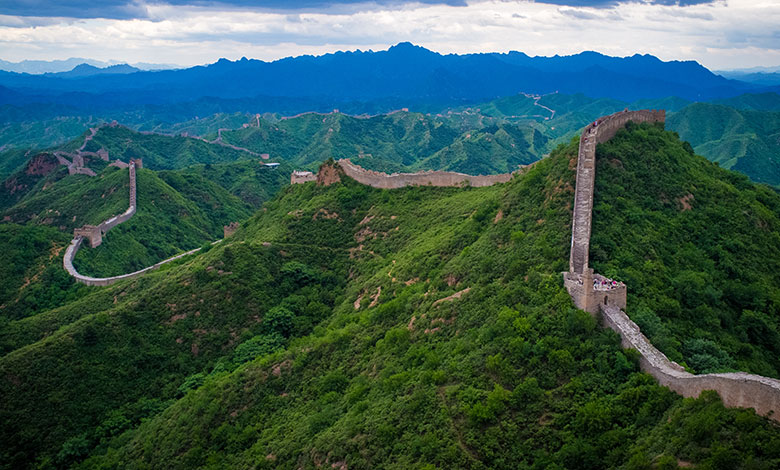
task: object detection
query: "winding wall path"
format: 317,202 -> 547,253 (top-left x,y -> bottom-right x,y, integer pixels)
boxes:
63,161 -> 215,286
565,109 -> 780,421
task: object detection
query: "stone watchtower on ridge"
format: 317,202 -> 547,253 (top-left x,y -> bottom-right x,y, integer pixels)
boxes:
562,109 -> 665,314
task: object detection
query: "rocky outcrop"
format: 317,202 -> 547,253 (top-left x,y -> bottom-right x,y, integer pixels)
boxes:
24,154 -> 59,176
317,162 -> 343,186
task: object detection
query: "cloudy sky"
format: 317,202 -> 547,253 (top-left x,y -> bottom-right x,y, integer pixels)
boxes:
0,0 -> 778,70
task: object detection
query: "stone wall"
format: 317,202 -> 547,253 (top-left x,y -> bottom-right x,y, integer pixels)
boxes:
563,109 -> 780,422
64,161 -> 220,286
63,237 -> 207,287
336,159 -> 514,189
65,162 -> 138,285
73,225 -> 102,248
563,269 -> 626,314
291,170 -> 316,184
602,305 -> 780,421
97,162 -> 136,233
569,109 -> 666,274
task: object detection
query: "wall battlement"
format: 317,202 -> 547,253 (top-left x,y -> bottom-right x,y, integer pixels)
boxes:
73,225 -> 102,248
563,269 -> 626,314
335,159 -> 515,189
563,109 -> 780,422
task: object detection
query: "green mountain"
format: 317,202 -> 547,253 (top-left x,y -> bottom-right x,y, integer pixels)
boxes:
0,224 -> 89,322
2,124 -> 780,469
666,103 -> 780,186
0,127 -> 290,302
219,110 -> 545,175
714,92 -> 780,111
79,124 -> 259,170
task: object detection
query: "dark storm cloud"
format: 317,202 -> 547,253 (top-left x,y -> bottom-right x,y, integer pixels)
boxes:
0,0 -> 717,20
0,0 -> 465,19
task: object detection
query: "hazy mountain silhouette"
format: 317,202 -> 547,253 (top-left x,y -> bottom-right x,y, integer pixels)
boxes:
0,43 -> 773,115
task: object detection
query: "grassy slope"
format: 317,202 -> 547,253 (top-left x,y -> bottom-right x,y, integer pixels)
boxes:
591,122 -> 780,377
1,138 -> 779,470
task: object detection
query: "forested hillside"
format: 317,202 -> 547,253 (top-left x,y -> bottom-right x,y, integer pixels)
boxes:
4,91 -> 780,188
217,111 -> 541,174
2,125 -> 780,469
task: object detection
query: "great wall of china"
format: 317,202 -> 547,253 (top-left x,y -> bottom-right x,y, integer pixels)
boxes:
62,160 -> 227,286
292,159 -> 517,187
562,109 -> 780,421
59,110 -> 780,419
290,110 -> 780,420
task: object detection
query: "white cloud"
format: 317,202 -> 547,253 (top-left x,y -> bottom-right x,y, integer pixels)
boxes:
0,0 -> 777,69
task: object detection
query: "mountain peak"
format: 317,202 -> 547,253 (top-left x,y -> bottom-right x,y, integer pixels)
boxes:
387,42 -> 437,56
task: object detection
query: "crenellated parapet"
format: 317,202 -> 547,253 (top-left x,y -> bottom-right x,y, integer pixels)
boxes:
291,170 -> 316,184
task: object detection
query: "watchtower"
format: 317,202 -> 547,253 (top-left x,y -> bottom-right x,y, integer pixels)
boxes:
73,225 -> 103,248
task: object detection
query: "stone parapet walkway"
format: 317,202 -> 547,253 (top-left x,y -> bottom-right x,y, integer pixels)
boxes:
564,110 -> 780,421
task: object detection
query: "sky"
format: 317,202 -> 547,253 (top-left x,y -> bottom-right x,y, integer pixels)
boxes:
0,0 -> 778,71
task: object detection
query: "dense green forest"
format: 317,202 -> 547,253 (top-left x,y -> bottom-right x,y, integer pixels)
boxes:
0,224 -> 88,321
2,124 -> 780,469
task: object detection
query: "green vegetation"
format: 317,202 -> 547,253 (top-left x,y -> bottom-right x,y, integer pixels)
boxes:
71,167 -> 253,277
2,127 -> 780,469
591,122 -> 780,376
81,125 -> 256,170
0,115 -> 103,156
0,224 -> 87,320
0,125 -> 291,278
667,103 -> 780,186
2,166 -> 131,229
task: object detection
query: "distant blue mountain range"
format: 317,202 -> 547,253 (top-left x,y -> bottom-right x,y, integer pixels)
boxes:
1,42 -> 775,116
